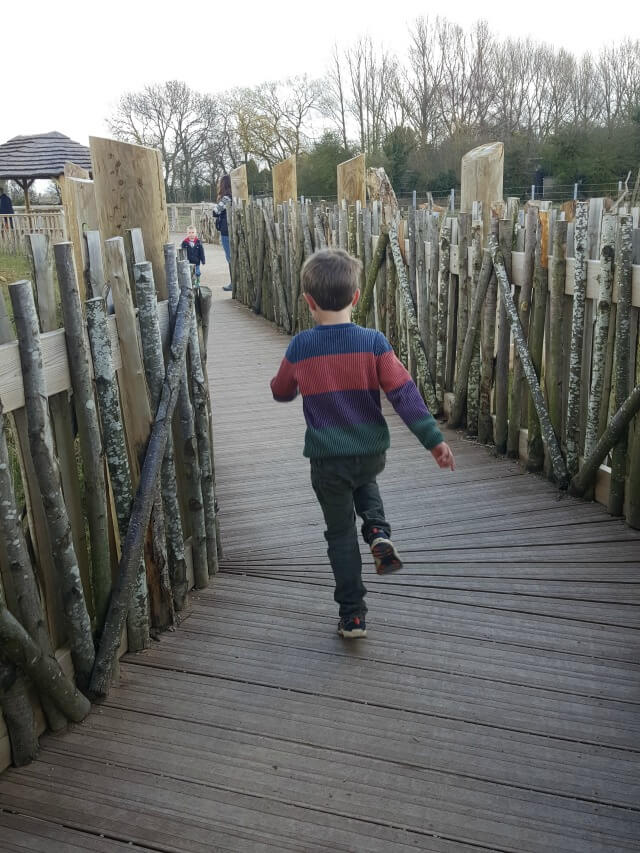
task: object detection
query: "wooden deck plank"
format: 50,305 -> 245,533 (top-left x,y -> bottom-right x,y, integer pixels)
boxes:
0,246 -> 639,851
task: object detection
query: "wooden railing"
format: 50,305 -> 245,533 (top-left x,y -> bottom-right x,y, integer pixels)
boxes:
0,210 -> 67,254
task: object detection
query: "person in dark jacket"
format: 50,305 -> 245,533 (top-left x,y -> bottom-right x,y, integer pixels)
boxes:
181,226 -> 205,284
213,174 -> 232,291
0,185 -> 14,229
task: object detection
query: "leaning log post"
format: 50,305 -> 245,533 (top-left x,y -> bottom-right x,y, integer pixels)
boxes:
435,221 -> 451,406
0,601 -> 91,722
0,651 -> 38,766
570,384 -> 640,498
55,243 -> 111,632
389,223 -> 439,414
507,206 -> 537,457
584,214 -> 616,460
455,213 -> 471,379
90,285 -> 193,698
0,406 -> 66,732
494,218 -> 513,454
478,234 -> 498,446
9,280 -> 95,692
448,250 -> 494,429
565,200 -> 590,477
85,297 -> 150,651
167,259 -> 208,589
548,220 -> 568,450
177,259 -> 219,575
386,243 -> 398,351
608,214 -> 633,516
263,207 -> 290,333
490,238 -> 568,487
134,260 -> 186,612
527,211 -> 550,471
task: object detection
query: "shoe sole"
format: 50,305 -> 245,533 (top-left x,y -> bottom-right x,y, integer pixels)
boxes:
338,627 -> 367,638
371,539 -> 403,575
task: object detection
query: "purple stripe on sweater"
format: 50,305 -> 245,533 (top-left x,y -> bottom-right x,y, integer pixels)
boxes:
302,388 -> 385,430
386,381 -> 431,424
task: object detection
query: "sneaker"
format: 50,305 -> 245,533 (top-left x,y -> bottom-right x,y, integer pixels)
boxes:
337,614 -> 367,638
222,283 -> 233,291
370,532 -> 403,575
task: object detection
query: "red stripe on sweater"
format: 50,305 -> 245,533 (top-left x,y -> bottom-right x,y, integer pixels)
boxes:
296,351 -> 379,394
376,349 -> 412,392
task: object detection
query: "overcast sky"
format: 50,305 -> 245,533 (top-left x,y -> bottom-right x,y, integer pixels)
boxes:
4,0 -> 631,146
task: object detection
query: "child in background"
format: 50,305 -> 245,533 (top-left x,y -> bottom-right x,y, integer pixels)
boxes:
181,226 -> 205,286
270,248 -> 455,639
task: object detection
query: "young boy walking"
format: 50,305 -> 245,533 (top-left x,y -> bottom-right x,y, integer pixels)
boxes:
270,249 -> 455,638
181,226 -> 206,286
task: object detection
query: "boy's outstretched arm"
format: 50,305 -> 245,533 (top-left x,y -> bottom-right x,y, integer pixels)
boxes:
270,346 -> 298,402
376,335 -> 455,470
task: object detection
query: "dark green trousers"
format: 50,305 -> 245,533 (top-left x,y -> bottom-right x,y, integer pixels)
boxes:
310,454 -> 391,617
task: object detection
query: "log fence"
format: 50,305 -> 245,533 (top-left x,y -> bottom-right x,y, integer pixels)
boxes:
229,164 -> 640,531
0,216 -> 218,768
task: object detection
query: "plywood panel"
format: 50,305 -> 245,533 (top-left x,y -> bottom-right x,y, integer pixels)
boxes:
337,154 -> 366,206
272,156 -> 297,207
90,137 -> 170,299
230,165 -> 248,202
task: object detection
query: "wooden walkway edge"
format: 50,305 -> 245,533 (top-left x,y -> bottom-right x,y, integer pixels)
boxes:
0,245 -> 639,852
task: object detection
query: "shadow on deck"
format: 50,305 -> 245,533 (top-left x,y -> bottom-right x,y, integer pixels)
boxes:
1,246 -> 639,852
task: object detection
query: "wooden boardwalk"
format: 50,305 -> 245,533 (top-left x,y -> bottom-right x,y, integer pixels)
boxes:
1,246 -> 640,851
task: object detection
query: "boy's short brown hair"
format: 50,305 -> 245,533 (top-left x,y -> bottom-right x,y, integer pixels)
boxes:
301,248 -> 362,311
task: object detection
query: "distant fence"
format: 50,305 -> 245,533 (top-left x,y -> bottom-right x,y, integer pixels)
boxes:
229,181 -> 640,529
0,210 -> 67,254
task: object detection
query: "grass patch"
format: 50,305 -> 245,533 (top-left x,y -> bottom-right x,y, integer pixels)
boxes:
0,251 -> 31,284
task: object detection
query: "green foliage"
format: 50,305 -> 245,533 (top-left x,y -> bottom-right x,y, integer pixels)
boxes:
540,121 -> 640,186
247,159 -> 272,195
297,133 -> 352,198
382,126 -> 416,189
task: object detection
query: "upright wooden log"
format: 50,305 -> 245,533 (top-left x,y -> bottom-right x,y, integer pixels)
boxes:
435,221 -> 451,406
584,214 -> 617,460
0,602 -> 91,722
455,213 -> 471,379
490,238 -> 568,487
427,214 -> 440,382
90,136 -> 170,299
357,232 -> 389,324
90,285 -> 193,697
177,260 -> 219,575
570,384 -> 640,498
478,259 -> 497,445
0,406 -> 66,732
548,220 -> 568,448
389,224 -> 439,414
466,218 -> 483,435
263,207 -> 291,333
167,258 -> 208,589
608,215 -> 633,516
565,201 -> 590,477
27,234 -> 91,620
494,219 -> 513,454
55,243 -> 111,632
86,297 -> 150,652
460,142 -> 504,246
386,243 -> 398,351
507,206 -> 537,457
9,280 -> 95,693
527,212 -> 550,471
449,251 -> 494,429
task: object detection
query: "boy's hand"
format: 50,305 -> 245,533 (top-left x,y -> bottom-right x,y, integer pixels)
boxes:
431,441 -> 456,471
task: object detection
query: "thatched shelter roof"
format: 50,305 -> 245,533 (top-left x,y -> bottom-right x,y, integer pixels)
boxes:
0,132 -> 92,181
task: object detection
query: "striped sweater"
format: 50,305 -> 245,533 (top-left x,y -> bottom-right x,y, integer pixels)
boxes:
270,323 -> 443,458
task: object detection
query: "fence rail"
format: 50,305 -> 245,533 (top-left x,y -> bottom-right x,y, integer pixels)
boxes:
0,212 -> 67,254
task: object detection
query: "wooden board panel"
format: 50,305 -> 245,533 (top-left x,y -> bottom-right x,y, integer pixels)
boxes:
272,155 -> 297,207
90,136 -> 170,299
460,142 -> 504,245
337,154 -> 366,205
229,164 -> 248,202
60,177 -> 99,301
